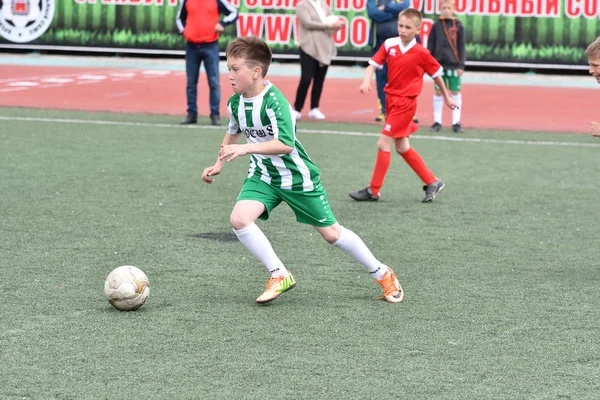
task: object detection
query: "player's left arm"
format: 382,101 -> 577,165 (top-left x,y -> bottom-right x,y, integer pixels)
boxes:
457,21 -> 466,76
219,140 -> 292,163
432,75 -> 456,109
424,51 -> 457,109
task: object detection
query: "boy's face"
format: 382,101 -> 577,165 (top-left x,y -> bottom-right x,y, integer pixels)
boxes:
397,15 -> 421,44
589,56 -> 600,83
226,56 -> 260,94
440,2 -> 455,18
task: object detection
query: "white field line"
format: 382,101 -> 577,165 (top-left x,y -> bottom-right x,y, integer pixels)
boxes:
0,115 -> 598,148
0,70 -> 137,84
0,87 -> 29,93
0,73 -> 89,84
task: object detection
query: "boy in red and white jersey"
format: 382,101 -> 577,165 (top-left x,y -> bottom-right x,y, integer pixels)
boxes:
349,8 -> 457,203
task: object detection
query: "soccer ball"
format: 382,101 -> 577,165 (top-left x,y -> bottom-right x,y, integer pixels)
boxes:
104,266 -> 150,311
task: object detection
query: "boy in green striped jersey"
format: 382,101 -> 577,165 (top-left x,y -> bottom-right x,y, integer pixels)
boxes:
202,36 -> 404,304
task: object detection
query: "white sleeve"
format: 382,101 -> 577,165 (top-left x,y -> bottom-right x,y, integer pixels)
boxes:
227,103 -> 240,134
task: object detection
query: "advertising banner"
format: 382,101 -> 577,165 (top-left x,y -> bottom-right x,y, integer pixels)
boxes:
0,0 -> 599,68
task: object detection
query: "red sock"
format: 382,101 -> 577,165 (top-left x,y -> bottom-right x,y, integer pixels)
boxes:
400,147 -> 436,185
369,150 -> 391,196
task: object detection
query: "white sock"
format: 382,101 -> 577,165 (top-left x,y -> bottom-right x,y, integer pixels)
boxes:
233,223 -> 288,277
452,93 -> 462,125
331,227 -> 387,280
433,95 -> 443,124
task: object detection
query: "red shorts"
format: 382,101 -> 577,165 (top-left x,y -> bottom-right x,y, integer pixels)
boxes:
382,96 -> 418,138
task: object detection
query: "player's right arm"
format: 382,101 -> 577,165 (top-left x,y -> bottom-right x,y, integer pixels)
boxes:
360,44 -> 387,93
202,133 -> 240,184
359,65 -> 377,93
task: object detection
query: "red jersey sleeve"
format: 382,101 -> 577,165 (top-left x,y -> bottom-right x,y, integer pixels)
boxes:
422,48 -> 443,78
369,44 -> 388,69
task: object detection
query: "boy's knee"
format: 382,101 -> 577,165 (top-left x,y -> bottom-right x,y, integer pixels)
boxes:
396,145 -> 409,155
395,139 -> 410,154
376,136 -> 394,151
318,224 -> 342,244
230,211 -> 251,230
322,231 -> 340,244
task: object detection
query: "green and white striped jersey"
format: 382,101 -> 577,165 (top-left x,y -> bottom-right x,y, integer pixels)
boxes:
227,81 -> 321,192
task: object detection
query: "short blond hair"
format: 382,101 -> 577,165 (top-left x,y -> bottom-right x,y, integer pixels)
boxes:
586,36 -> 600,59
399,8 -> 423,24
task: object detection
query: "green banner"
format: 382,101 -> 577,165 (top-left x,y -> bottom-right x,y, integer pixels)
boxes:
0,0 -> 598,67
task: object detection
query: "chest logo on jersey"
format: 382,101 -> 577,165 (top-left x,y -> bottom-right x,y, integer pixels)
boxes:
243,125 -> 274,139
245,106 -> 253,110
389,48 -> 397,56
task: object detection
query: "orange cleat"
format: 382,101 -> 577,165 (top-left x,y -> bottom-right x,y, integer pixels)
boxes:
375,267 -> 404,303
256,271 -> 296,304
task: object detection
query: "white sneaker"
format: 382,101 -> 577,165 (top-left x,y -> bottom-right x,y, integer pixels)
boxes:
308,108 -> 326,120
293,110 -> 302,120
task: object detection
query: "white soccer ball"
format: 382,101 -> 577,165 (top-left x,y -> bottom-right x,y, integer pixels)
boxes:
104,266 -> 150,311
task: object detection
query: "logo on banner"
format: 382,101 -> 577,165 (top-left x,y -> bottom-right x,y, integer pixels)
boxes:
0,0 -> 55,43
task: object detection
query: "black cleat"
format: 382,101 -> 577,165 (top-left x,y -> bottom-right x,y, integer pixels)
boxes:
422,180 -> 445,203
180,115 -> 197,125
452,123 -> 464,133
429,122 -> 441,132
413,115 -> 419,124
210,115 -> 221,126
349,187 -> 379,202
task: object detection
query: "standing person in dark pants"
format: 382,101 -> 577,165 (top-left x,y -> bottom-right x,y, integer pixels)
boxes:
366,0 -> 409,123
176,0 -> 238,126
293,0 -> 345,121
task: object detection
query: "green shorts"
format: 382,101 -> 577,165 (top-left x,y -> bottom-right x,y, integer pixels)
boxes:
237,176 -> 337,227
435,68 -> 461,92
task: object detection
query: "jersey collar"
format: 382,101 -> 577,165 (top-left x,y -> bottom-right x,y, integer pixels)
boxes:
241,80 -> 272,101
399,38 -> 417,54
